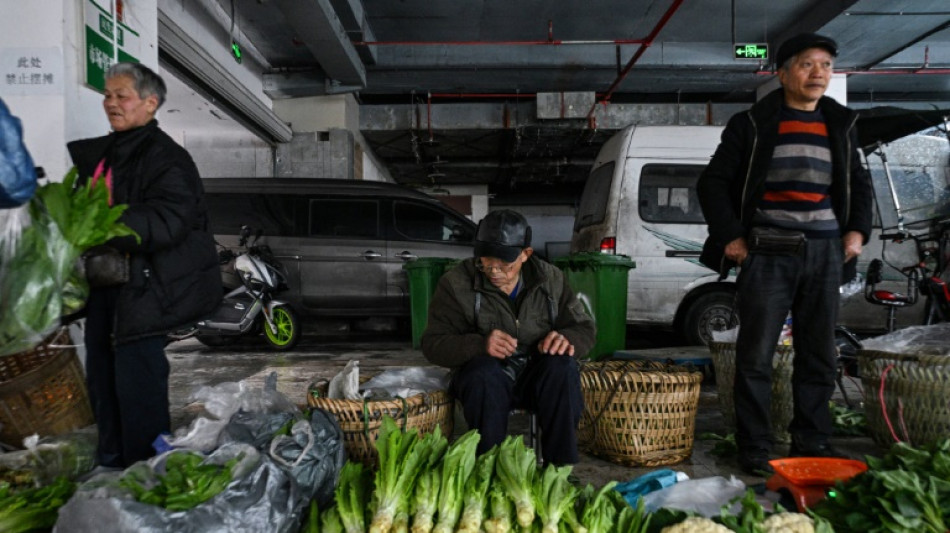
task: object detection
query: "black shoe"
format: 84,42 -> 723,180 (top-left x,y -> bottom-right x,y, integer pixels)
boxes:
738,451 -> 775,476
788,440 -> 849,459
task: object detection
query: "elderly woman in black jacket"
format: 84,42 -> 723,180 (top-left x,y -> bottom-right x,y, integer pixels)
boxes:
67,62 -> 221,468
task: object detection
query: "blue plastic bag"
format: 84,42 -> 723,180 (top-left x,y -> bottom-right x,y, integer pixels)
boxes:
0,98 -> 37,208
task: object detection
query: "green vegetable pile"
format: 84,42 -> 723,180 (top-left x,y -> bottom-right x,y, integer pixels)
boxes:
0,168 -> 137,356
307,416 -> 651,533
119,451 -> 239,511
811,438 -> 950,532
829,402 -> 866,437
0,476 -> 76,533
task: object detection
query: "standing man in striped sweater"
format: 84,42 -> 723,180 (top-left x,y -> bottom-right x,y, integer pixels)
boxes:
697,33 -> 873,476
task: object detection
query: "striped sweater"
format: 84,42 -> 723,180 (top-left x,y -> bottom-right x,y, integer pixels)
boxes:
753,106 -> 841,239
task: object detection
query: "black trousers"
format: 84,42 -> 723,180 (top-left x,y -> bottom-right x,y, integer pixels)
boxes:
84,287 -> 171,467
734,238 -> 841,453
451,353 -> 584,465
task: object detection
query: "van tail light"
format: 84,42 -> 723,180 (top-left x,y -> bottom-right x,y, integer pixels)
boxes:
599,237 -> 616,254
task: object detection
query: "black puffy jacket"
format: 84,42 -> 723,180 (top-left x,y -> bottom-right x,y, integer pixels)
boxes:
67,120 -> 221,343
696,89 -> 873,282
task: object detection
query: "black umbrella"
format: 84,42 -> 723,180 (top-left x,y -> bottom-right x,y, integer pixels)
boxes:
856,106 -> 950,153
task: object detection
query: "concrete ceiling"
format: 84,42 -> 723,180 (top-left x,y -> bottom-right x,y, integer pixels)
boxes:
200,0 -> 950,200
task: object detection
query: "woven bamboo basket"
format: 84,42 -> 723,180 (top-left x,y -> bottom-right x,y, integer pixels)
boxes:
578,360 -> 703,467
859,348 -> 950,448
0,328 -> 94,447
709,341 -> 795,444
307,379 -> 454,466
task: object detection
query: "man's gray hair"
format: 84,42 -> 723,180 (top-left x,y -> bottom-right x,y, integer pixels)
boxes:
105,62 -> 167,109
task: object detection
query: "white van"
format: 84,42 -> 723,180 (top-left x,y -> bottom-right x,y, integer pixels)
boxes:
570,124 -> 947,345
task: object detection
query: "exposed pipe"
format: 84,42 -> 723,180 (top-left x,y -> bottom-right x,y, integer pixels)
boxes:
352,38 -> 645,46
754,67 -> 950,76
428,93 -> 537,99
585,0 -> 686,126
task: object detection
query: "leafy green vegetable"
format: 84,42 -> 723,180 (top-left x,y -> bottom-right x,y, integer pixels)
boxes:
0,167 -> 138,356
369,418 -> 447,533
321,505 -> 345,533
336,461 -> 372,533
0,476 -> 76,533
495,435 -> 538,529
830,402 -> 867,436
811,439 -> 950,532
698,432 -> 738,458
457,446 -> 498,533
483,485 -> 514,533
432,429 -> 480,533
408,426 -> 450,533
533,464 -> 581,533
118,451 -> 238,511
302,499 -> 320,533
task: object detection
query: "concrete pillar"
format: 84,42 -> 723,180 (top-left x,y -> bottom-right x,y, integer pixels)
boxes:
273,93 -> 393,182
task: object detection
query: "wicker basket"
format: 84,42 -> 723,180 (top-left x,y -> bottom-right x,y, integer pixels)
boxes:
578,360 -> 703,467
0,328 -> 94,447
307,380 -> 454,466
709,342 -> 795,444
859,349 -> 950,448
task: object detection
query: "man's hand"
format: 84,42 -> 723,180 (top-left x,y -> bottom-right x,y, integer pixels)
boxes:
842,231 -> 863,263
538,330 -> 575,356
725,237 -> 749,265
486,329 -> 518,359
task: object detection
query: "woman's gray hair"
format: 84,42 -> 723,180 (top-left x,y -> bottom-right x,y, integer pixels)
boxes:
105,62 -> 167,108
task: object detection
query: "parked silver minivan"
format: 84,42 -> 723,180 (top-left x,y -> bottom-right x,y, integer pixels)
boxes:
203,178 -> 476,320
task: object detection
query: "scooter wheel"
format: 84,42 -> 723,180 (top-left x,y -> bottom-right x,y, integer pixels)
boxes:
264,304 -> 301,350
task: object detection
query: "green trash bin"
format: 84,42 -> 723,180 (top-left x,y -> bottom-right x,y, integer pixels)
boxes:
403,257 -> 458,349
554,253 -> 636,361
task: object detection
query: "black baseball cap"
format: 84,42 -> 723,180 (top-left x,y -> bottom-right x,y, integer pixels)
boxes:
776,32 -> 838,68
474,210 -> 531,262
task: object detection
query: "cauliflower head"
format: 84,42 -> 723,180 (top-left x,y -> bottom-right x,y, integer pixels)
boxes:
660,516 -> 733,533
761,512 -> 815,533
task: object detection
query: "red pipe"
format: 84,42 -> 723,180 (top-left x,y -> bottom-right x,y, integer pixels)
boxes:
352,38 -> 645,46
585,0 -> 686,123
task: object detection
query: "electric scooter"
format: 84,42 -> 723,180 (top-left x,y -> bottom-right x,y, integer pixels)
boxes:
172,225 -> 301,350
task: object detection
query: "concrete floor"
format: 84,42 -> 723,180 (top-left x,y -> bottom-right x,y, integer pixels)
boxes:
164,323 -> 883,497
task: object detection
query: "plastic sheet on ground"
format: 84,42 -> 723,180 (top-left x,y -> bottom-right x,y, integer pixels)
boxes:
53,443 -> 303,533
860,323 -> 950,355
641,475 -> 746,517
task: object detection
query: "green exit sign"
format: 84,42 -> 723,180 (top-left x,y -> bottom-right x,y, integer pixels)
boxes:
735,43 -> 768,60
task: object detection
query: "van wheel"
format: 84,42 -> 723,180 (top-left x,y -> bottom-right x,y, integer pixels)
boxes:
681,291 -> 737,346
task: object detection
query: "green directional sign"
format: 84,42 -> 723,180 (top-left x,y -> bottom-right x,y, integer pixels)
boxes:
734,43 -> 768,60
84,0 -> 140,91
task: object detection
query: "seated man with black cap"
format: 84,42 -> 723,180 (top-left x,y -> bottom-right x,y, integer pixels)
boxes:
421,209 -> 596,465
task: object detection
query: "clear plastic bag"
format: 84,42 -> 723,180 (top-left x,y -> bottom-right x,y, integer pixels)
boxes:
268,409 -> 345,507
0,426 -> 97,486
169,373 -> 299,452
359,366 -> 451,399
641,475 -> 746,517
327,359 -> 360,400
0,202 -> 77,356
860,323 -> 950,355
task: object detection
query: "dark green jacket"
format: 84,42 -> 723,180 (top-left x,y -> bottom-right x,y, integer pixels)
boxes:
421,256 -> 596,368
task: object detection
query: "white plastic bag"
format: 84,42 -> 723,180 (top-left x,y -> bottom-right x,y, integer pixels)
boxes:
327,360 -> 361,400
641,475 -> 745,517
360,366 -> 451,399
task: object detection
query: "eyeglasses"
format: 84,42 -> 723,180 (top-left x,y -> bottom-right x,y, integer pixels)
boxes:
476,262 -> 519,274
